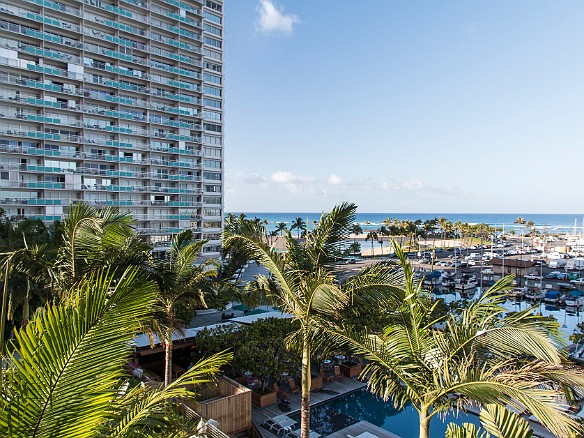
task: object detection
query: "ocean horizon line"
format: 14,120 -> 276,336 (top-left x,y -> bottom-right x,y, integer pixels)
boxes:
228,211 -> 584,216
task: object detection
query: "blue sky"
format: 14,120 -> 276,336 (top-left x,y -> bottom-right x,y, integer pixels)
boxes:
223,1 -> 584,213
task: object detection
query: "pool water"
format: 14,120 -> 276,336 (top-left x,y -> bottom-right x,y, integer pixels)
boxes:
289,388 -> 482,438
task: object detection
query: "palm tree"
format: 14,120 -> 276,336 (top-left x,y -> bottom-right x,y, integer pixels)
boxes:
149,230 -> 217,387
515,216 -> 526,250
350,223 -> 363,245
446,403 -> 535,438
438,217 -> 449,248
334,244 -> 584,438
0,267 -> 231,437
365,230 -> 378,257
290,217 -> 306,239
379,225 -> 390,256
224,203 -> 404,438
276,221 -> 288,236
53,203 -> 150,293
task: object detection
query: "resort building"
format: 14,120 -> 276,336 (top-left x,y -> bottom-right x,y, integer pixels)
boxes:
0,0 -> 224,255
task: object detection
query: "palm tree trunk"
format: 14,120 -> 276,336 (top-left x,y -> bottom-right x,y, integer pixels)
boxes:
419,408 -> 431,438
0,262 -> 10,388
300,340 -> 311,438
22,278 -> 30,324
164,333 -> 173,387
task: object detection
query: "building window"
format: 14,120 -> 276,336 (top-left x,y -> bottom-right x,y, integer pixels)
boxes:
203,172 -> 221,181
203,11 -> 221,24
205,1 -> 222,13
203,73 -> 221,85
203,85 -> 221,96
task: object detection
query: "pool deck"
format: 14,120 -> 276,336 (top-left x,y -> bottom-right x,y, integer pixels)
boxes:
253,379 -> 559,438
328,421 -> 401,438
252,378 -> 367,427
253,377 -> 369,438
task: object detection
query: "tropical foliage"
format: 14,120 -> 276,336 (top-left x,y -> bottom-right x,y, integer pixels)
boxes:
334,242 -> 584,438
224,202 -> 405,438
194,318 -> 301,392
446,404 -> 533,438
0,267 -> 231,437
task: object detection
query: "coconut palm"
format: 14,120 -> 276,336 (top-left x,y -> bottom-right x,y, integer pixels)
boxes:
446,403 -> 534,438
0,267 -> 231,437
334,243 -> 584,438
350,223 -> 363,245
53,203 -> 151,293
224,203 -> 405,438
439,217 -> 453,249
276,221 -> 288,236
365,230 -> 378,257
148,230 -> 217,387
290,217 -> 306,239
379,225 -> 390,256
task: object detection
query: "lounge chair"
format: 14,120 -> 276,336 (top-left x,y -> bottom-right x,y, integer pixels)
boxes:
333,365 -> 344,381
273,383 -> 289,400
264,415 -> 295,435
288,378 -> 300,394
320,369 -> 333,383
263,415 -> 288,433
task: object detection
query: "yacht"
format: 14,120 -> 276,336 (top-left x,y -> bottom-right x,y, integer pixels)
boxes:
564,290 -> 584,308
524,288 -> 544,301
455,275 -> 478,291
508,287 -> 528,300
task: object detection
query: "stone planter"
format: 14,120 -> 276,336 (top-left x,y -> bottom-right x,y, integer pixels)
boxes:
339,363 -> 362,378
251,389 -> 277,407
310,375 -> 323,391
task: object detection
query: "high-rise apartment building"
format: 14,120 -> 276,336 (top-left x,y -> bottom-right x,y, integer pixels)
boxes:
0,0 -> 224,255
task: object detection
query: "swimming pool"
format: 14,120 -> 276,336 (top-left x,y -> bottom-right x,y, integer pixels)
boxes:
288,388 -> 482,438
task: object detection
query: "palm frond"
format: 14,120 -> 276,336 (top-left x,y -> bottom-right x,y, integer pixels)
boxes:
0,267 -> 157,437
304,202 -> 357,269
445,422 -> 480,438
107,350 -> 232,437
479,404 -> 533,438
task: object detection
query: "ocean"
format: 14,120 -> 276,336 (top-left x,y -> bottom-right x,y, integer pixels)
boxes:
228,212 -> 584,234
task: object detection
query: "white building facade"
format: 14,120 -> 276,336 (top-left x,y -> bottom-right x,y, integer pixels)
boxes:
0,0 -> 224,254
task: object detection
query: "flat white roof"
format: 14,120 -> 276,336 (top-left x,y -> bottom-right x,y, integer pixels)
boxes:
230,311 -> 294,325
134,322 -> 237,349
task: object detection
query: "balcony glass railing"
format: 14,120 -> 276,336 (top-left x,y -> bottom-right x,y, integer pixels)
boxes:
0,3 -> 80,32
23,0 -> 80,17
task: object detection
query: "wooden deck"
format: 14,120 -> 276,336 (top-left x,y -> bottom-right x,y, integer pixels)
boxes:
253,380 -> 559,438
252,378 -> 367,437
328,421 -> 401,438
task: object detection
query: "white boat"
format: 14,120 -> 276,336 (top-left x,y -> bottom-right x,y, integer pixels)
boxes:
455,279 -> 478,291
508,287 -> 528,299
524,288 -> 544,301
442,277 -> 456,288
565,291 -> 584,308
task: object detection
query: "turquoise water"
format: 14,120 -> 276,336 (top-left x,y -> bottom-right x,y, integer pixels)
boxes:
288,388 -> 481,437
229,212 -> 584,234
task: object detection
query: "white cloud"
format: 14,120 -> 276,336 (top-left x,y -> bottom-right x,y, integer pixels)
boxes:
327,174 -> 343,185
271,171 -> 314,184
243,173 -> 267,184
381,179 -> 426,192
270,171 -> 316,194
256,0 -> 300,36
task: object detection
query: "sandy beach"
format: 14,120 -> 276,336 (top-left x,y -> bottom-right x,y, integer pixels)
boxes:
349,234 -> 466,257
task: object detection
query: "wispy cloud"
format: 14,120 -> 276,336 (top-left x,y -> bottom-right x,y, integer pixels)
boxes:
327,174 -> 343,185
381,178 -> 426,192
271,171 -> 314,184
270,171 -> 315,193
256,0 -> 300,36
243,173 -> 267,184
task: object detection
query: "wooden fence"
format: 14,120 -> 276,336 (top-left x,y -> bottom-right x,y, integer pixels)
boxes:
187,376 -> 252,436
